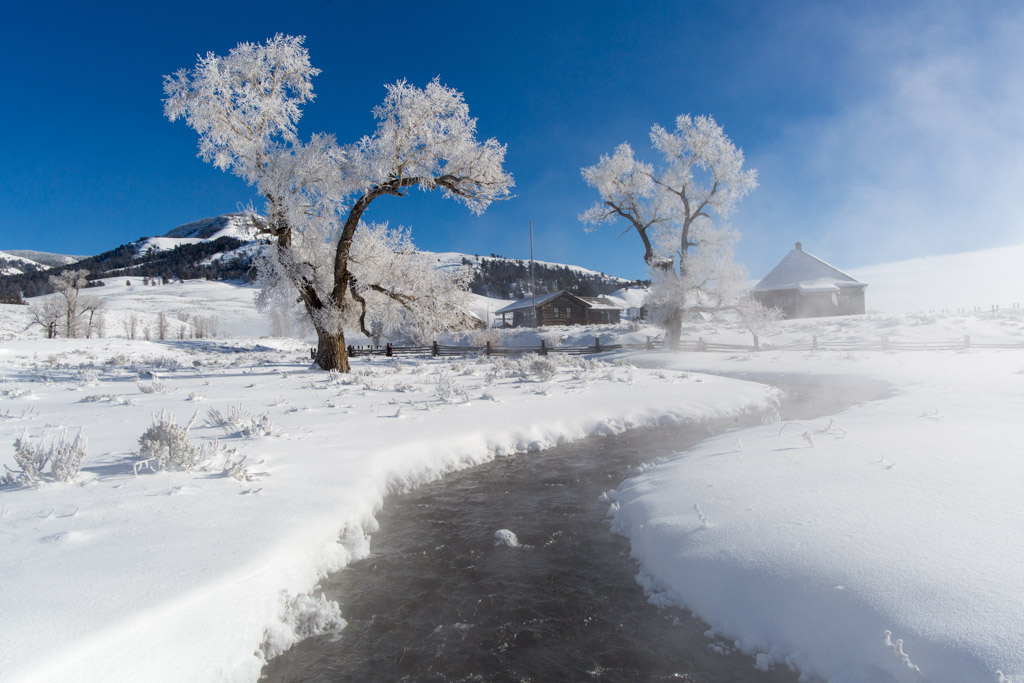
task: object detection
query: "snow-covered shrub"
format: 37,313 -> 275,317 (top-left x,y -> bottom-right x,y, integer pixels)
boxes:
239,413 -> 276,438
49,432 -> 88,482
136,379 -> 167,394
526,357 -> 559,382
136,411 -> 206,471
146,356 -> 183,371
7,430 -> 87,484
434,371 -> 468,404
204,404 -> 251,432
204,404 -> 276,438
222,453 -> 253,481
11,431 -> 50,482
79,393 -> 134,406
76,367 -> 100,386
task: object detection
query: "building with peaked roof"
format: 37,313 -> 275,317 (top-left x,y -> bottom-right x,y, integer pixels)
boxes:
494,291 -> 622,327
753,242 -> 867,319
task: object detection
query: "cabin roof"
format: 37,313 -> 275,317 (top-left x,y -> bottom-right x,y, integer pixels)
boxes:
495,290 -> 622,314
494,291 -> 570,314
754,243 -> 866,293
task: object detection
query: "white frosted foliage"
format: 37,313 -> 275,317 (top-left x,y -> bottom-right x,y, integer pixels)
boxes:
581,114 -> 766,345
165,35 -> 513,369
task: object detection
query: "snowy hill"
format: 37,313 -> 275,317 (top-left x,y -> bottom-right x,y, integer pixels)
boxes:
848,242 -> 1024,314
137,213 -> 258,254
0,250 -> 84,276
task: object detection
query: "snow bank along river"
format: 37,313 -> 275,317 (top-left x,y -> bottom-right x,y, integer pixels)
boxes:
262,374 -> 888,681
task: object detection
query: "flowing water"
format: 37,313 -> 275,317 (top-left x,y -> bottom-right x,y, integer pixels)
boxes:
262,374 -> 890,682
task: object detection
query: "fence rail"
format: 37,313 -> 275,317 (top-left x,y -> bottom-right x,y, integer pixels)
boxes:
343,334 -> 1024,359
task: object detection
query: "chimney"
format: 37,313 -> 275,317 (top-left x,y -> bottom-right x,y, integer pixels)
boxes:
795,242 -> 802,251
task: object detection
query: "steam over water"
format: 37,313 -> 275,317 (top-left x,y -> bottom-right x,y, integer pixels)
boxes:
262,374 -> 889,682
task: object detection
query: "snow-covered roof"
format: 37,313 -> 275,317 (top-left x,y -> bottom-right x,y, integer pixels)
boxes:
580,296 -> 621,310
496,291 -> 624,315
494,291 -> 566,314
753,244 -> 866,292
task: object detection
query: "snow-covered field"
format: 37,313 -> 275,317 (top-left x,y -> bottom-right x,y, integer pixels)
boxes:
611,348 -> 1024,682
0,337 -> 775,683
2,244 -> 1024,682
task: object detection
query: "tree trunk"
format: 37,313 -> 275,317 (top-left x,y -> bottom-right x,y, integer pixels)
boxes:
665,308 -> 683,350
314,326 -> 350,373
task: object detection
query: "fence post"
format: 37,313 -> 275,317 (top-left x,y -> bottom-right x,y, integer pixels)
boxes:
812,335 -> 818,351
432,341 -> 439,357
486,341 -> 492,357
697,337 -> 706,352
881,335 -> 890,351
646,336 -> 653,351
346,345 -> 353,358
963,335 -> 970,349
386,343 -> 393,357
753,333 -> 759,351
540,339 -> 547,356
594,336 -> 602,353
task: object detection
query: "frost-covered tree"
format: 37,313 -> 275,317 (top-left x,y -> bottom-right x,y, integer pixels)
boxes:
164,34 -> 513,371
30,269 -> 101,339
581,115 -> 760,348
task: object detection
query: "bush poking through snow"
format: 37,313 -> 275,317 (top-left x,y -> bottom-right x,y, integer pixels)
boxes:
136,379 -> 167,394
204,405 -> 276,438
222,453 -> 255,481
136,411 -> 208,471
434,371 -> 468,404
526,357 -> 558,382
5,429 -> 88,484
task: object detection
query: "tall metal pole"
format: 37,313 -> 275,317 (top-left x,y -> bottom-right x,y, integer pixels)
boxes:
530,220 -> 537,328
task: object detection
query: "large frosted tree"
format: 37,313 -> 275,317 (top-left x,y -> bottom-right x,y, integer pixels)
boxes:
164,35 -> 513,371
581,115 -> 759,348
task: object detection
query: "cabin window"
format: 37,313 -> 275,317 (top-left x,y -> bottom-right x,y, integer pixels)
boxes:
565,308 -> 571,319
552,307 -> 560,318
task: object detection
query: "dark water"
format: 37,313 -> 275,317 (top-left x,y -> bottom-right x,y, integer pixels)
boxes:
262,374 -> 890,683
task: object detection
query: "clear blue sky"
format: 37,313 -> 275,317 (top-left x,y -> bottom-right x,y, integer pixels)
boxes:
2,0 -> 1022,280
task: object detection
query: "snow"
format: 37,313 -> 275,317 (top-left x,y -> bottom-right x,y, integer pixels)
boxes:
608,342 -> 1024,681
493,529 -> 520,547
754,245 -> 865,293
3,241 -> 1024,681
0,337 -> 775,682
0,250 -> 84,269
135,213 -> 257,255
494,291 -> 567,314
848,242 -> 1024,314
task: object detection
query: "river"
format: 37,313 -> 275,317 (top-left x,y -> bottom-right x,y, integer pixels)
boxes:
261,373 -> 890,682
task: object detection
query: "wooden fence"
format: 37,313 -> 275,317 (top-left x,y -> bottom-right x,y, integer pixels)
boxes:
347,337 -> 662,358
342,333 -> 1024,358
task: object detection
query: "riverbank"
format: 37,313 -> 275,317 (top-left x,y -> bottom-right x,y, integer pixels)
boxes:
0,339 -> 777,683
614,348 -> 1024,681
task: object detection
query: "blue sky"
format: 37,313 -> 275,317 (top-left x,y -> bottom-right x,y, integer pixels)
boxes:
2,0 -> 1022,281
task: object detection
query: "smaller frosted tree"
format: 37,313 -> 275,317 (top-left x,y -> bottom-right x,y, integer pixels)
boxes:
29,269 -> 102,339
581,115 -> 762,347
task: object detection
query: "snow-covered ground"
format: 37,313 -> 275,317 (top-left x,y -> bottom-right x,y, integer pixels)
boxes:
610,347 -> 1024,682
0,337 -> 776,683
2,243 -> 1024,682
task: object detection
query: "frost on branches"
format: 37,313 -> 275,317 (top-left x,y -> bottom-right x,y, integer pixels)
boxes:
581,115 -> 768,348
164,34 -> 513,371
